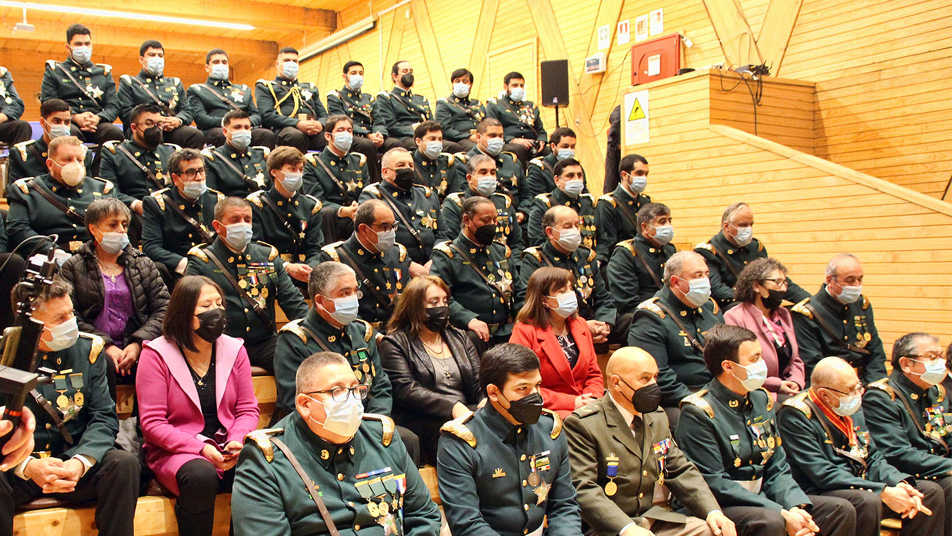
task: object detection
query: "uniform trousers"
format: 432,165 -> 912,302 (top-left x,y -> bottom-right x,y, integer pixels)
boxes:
819,479 -> 944,536
163,124 -> 206,150
0,120 -> 32,146
723,494 -> 854,536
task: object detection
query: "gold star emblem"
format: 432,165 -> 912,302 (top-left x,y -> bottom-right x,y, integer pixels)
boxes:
90,86 -> 103,99
532,480 -> 550,505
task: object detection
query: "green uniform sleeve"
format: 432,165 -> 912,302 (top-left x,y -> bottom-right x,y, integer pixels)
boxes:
627,313 -> 693,406
430,249 -> 479,328
863,389 -> 952,477
232,443 -> 293,536
545,437 -> 584,536
791,310 -> 824,381
141,195 -> 182,273
606,246 -> 642,313
65,348 -> 120,462
272,257 -> 309,321
117,77 -> 134,126
594,202 -> 618,263
437,436 -> 507,536
173,81 -> 193,125
273,332 -> 311,415
506,210 -> 525,266
438,201 -> 461,241
862,307 -> 888,384
389,430 -> 443,536
365,339 -> 393,416
435,100 -> 464,141
514,251 -> 540,314
98,71 -> 120,123
588,259 -> 615,324
303,207 -> 325,265
371,95 -> 393,136
1,72 -> 25,120
255,81 -> 298,131
186,86 -> 217,131
696,248 -> 734,306
526,199 -> 547,247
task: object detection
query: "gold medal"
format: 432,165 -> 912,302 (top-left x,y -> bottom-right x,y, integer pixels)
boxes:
73,392 -> 84,407
605,481 -> 617,496
261,288 -> 269,298
367,502 -> 379,517
864,332 -> 871,342
528,472 -> 540,487
239,279 -> 248,289
362,363 -> 370,373
57,394 -> 69,409
767,436 -> 775,449
734,458 -> 742,467
378,501 -> 389,515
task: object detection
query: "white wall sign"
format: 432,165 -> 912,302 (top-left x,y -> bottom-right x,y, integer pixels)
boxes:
624,90 -> 649,145
617,19 -> 630,45
635,14 -> 649,42
650,8 -> 664,36
598,24 -> 611,50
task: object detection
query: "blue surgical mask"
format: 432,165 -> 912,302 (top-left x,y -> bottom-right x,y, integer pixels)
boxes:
71,46 -> 92,65
281,171 -> 304,193
210,64 -> 229,80
733,226 -> 753,247
733,360 -> 768,392
475,176 -> 497,197
832,394 -> 861,417
835,284 -> 863,305
223,222 -> 253,251
509,87 -> 526,102
453,82 -> 470,98
325,295 -> 359,325
651,224 -> 674,245
183,179 -> 207,201
915,359 -> 948,386
282,61 -> 299,79
146,56 -> 165,77
682,277 -> 712,308
334,131 -> 353,153
485,138 -> 504,156
348,74 -> 364,91
557,148 -> 575,160
98,231 -> 129,255
230,130 -> 252,151
627,173 -> 647,194
424,141 -> 442,160
562,179 -> 584,198
48,124 -> 71,139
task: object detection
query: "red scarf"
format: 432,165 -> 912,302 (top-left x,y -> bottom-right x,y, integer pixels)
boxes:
809,388 -> 857,446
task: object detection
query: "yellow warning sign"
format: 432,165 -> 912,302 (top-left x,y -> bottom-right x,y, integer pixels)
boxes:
628,98 -> 646,120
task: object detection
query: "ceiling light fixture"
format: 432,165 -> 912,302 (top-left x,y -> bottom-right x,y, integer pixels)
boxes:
0,1 -> 254,30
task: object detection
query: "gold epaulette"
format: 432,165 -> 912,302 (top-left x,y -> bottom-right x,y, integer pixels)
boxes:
542,409 -> 563,439
502,151 -> 517,161
149,189 -> 167,210
13,178 -> 30,195
327,90 -> 340,99
636,297 -> 665,318
44,60 -> 57,70
357,153 -> 367,167
756,387 -> 774,411
708,297 -> 720,315
101,179 -> 115,195
253,146 -> 271,158
695,242 -> 713,252
278,319 -> 308,344
247,190 -> 264,209
757,240 -> 765,252
616,238 -> 637,256
529,157 -> 545,169
586,248 -> 597,263
598,193 -> 617,207
356,319 -> 373,342
14,140 -> 32,161
782,391 -> 812,418
103,140 -> 119,154
212,188 -> 225,202
321,241 -> 344,262
582,193 -> 597,207
244,429 -> 284,463
119,74 -> 132,84
421,185 -> 432,198
188,245 -> 209,262
99,63 -> 112,75
362,414 -> 395,446
867,378 -> 894,401
440,413 -> 476,447
494,192 -> 513,209
679,390 -> 714,418
791,298 -> 813,319
862,296 -> 869,310
448,192 -> 464,207
200,146 -> 215,161
257,241 -> 279,261
78,332 -> 104,364
454,152 -> 468,164
504,243 -> 511,258
397,243 -> 407,262
305,153 -> 318,165
433,241 -> 454,258
363,184 -> 381,198
441,152 -> 455,166
523,246 -> 542,264
306,194 -> 323,214
536,193 -> 552,208
939,384 -> 946,404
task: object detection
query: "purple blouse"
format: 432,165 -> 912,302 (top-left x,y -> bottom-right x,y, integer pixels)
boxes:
93,271 -> 135,347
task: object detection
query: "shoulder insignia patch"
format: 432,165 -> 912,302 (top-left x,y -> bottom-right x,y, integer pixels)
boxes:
636,297 -> 665,318
100,64 -> 112,75
756,387 -> 774,411
757,241 -> 765,252
536,193 -> 553,208
357,153 -> 367,167
862,296 -> 869,310
695,242 -> 714,252
78,332 -> 105,364
188,245 -> 209,262
279,319 -> 308,344
782,391 -> 812,418
306,195 -> 323,214
617,238 -> 637,256
504,244 -> 512,259
434,241 -> 454,258
586,248 -> 597,263
267,243 -> 279,261
45,60 -> 57,70
305,153 -> 317,165
440,413 -> 477,447
542,409 -> 563,439
454,152 -> 469,164
200,147 -> 215,160
321,241 -> 343,262
363,185 -> 382,198
211,188 -> 225,202
362,413 -> 395,446
13,178 -> 30,195
529,158 -> 545,169
791,298 -> 813,319
867,378 -> 894,401
679,390 -> 714,418
397,243 -> 407,262
100,179 -> 114,194
448,192 -> 464,207
103,140 -> 119,154
244,429 -> 284,463
247,191 -> 264,209
598,194 -> 617,208
356,319 -> 373,342
523,247 -> 542,263
708,297 -> 720,315
496,192 -> 512,209
119,74 -> 132,84
444,153 -> 455,166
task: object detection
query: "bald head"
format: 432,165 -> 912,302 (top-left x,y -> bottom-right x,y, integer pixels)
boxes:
810,356 -> 858,391
607,347 -> 659,412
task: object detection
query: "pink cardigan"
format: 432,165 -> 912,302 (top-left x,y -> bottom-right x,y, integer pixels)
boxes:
137,335 -> 260,495
510,316 -> 604,418
724,302 -> 805,393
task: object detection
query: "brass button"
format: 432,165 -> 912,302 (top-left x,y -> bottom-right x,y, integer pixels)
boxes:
521,454 -> 527,461
522,480 -> 527,487
642,470 -> 648,476
524,504 -> 529,511
638,492 -> 644,498
337,473 -> 344,481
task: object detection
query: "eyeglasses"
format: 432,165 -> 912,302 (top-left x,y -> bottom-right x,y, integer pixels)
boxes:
181,168 -> 207,179
372,222 -> 399,233
761,278 -> 788,289
907,353 -> 945,364
307,384 -> 369,402
823,385 -> 865,397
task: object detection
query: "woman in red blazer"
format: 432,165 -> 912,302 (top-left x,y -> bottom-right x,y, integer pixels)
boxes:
510,267 -> 604,418
137,276 -> 259,536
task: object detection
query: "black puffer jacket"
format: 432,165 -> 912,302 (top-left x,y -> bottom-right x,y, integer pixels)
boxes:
57,241 -> 169,347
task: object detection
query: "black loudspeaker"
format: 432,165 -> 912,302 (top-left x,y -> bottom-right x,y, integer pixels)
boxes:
540,59 -> 569,107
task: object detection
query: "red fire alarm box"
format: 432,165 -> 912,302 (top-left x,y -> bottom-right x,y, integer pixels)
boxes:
631,33 -> 681,86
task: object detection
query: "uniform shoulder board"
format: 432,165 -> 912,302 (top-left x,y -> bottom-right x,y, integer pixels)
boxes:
938,384 -> 946,404
504,243 -> 512,259
442,153 -> 455,167
377,91 -> 390,98
782,391 -> 812,418
306,194 -> 323,214
440,412 -> 477,447
45,59 -> 58,70
454,152 -> 469,164
254,241 -> 279,261
355,319 -> 373,342
244,429 -> 284,463
101,179 -> 115,194
542,409 -> 563,439
149,188 -> 169,210
171,77 -> 181,85
695,242 -> 713,252
861,296 -> 870,310
598,193 -> 617,207
529,157 -> 545,169
708,297 -> 720,315
305,153 -> 318,165
103,140 -> 120,154
575,401 -> 600,418
99,64 -> 112,75
437,97 -> 448,104
679,390 -> 714,418
256,79 -> 273,88
0,66 -> 6,76
363,184 -> 382,198
582,192 -> 597,204
535,193 -> 553,208
616,238 -> 637,256
433,241 -> 454,258
362,414 -> 396,446
493,192 -> 512,209
487,97 -> 499,105
502,151 -> 518,161
210,188 -> 225,202
357,153 -> 367,167
279,319 -> 308,344
421,185 -> 433,198
757,240 -> 765,252
791,298 -> 813,319
586,248 -> 597,263
255,146 -> 271,158
447,192 -> 464,207
327,89 -> 341,99
13,178 -> 31,195
247,191 -> 264,209
867,378 -> 894,401
755,387 -> 774,411
119,74 -> 132,84
200,146 -> 216,160
78,332 -> 105,364
636,297 -> 665,318
321,241 -> 344,261
188,245 -> 210,262
14,139 -> 33,160
523,246 -> 542,263
397,243 -> 408,263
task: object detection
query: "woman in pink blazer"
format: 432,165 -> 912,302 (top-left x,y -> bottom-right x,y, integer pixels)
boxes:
137,276 -> 259,536
724,258 -> 806,401
510,267 -> 603,418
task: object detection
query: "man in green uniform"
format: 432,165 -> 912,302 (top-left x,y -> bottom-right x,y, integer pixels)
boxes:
257,46 -> 328,153
517,206 -> 615,346
677,324 -> 855,536
319,200 -> 412,330
232,352 -> 440,536
863,332 -> 952,536
8,99 -> 93,183
778,356 -> 943,536
526,128 -> 583,200
465,118 -> 529,218
41,24 -> 124,147
606,203 -> 676,318
100,103 -> 178,216
202,109 -> 271,197
248,146 -> 324,287
117,40 -> 204,149
595,154 -> 652,264
142,148 -> 223,286
0,66 -> 32,147
7,136 -> 118,258
485,71 -> 547,167
791,253 -> 886,385
527,158 -> 597,249
565,347 -> 735,536
304,115 -> 370,243
185,197 -> 308,369
359,148 -> 441,269
187,48 -> 275,149
435,68 -> 486,153
372,61 -> 438,151
695,203 -> 809,308
431,196 -> 515,353
627,251 -> 723,427
0,280 -> 139,536
411,121 -> 465,199
438,343 -> 581,536
440,154 -> 524,264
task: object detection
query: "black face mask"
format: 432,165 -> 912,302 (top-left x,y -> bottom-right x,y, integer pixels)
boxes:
502,391 -> 544,425
424,306 -> 450,333
393,168 -> 415,191
761,288 -> 785,310
624,379 -> 661,414
142,125 -> 163,148
195,308 -> 227,343
473,223 -> 497,246
400,73 -> 414,88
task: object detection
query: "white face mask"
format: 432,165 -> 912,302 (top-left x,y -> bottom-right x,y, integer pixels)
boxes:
475,176 -> 497,197
832,393 -> 861,417
307,393 -> 364,438
325,295 -> 359,325
423,140 -> 442,160
210,64 -> 229,80
627,173 -> 648,194
281,171 -> 304,193
680,277 -> 712,308
556,148 -> 575,160
45,317 -> 79,352
914,359 -> 947,386
182,179 -> 207,201
651,224 -> 674,245
453,82 -> 470,98
281,61 -> 299,79
348,74 -> 364,91
549,291 -> 578,318
374,228 -> 395,252
71,45 -> 92,64
223,222 -> 253,251
562,179 -> 584,198
48,123 -> 71,139
554,227 -> 581,252
97,230 -> 130,255
835,284 -> 863,304
732,360 -> 768,392
509,87 -> 526,102
334,131 -> 353,153
485,138 -> 504,156
146,56 -> 165,77
733,225 -> 753,247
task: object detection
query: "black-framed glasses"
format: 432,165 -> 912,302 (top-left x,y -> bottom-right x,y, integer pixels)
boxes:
307,384 -> 369,402
761,278 -> 788,289
372,222 -> 399,233
181,168 -> 207,179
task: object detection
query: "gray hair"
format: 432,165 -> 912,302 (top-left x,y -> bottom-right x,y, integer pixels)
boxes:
214,196 -> 251,222
381,147 -> 410,169
85,198 -> 132,229
891,332 -> 939,368
354,199 -> 390,229
295,352 -> 350,395
825,253 -> 859,278
636,202 -> 670,229
169,148 -> 203,175
721,202 -> 749,224
467,154 -> 495,175
663,251 -> 704,286
308,261 -> 355,299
